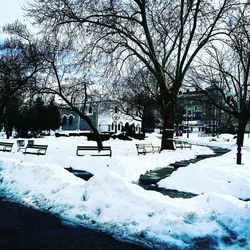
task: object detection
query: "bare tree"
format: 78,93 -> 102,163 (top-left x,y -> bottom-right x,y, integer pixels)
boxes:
189,3 -> 250,164
0,24 -> 41,138
26,0 -> 234,150
3,23 -> 103,148
38,36 -> 104,148
111,66 -> 161,137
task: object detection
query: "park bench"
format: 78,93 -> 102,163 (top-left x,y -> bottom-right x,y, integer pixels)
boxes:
76,146 -> 112,157
23,144 -> 48,155
174,140 -> 192,149
0,142 -> 14,152
182,141 -> 192,149
175,140 -> 183,149
135,143 -> 160,155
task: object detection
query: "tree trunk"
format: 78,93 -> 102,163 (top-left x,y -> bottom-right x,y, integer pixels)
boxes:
5,128 -> 12,139
6,130 -> 10,139
160,98 -> 176,150
141,112 -> 146,139
236,114 -> 248,165
57,95 -> 103,150
78,112 -> 103,150
68,106 -> 103,150
3,106 -> 11,139
237,116 -> 248,147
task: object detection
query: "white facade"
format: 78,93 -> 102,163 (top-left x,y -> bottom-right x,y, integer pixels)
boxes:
98,109 -> 142,134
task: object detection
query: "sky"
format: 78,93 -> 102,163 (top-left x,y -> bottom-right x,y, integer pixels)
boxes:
0,0 -> 31,39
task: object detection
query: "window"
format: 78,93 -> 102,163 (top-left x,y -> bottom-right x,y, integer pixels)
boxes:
118,123 -> 121,131
62,116 -> 67,126
68,115 -> 74,126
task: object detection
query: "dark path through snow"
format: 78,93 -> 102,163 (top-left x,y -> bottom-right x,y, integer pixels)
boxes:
0,198 -> 149,250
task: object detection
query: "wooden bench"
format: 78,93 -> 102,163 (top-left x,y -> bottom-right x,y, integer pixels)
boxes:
135,143 -> 160,155
0,142 -> 14,152
76,146 -> 112,157
23,144 -> 48,155
174,140 -> 192,149
175,140 -> 183,149
182,141 -> 192,149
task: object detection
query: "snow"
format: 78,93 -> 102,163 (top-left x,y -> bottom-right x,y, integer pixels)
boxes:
0,132 -> 249,249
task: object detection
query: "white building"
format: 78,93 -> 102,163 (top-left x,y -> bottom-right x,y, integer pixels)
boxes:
60,102 -> 142,134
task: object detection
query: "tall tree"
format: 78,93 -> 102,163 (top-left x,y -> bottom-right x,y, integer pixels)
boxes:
112,67 -> 161,137
0,31 -> 40,138
30,96 -> 47,134
189,3 -> 250,164
14,97 -> 61,137
46,97 -> 61,131
3,23 -> 103,149
37,36 -> 104,148
26,0 -> 234,150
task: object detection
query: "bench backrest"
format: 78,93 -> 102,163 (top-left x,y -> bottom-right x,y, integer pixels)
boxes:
77,146 -> 111,150
0,142 -> 14,146
26,144 -> 48,149
174,140 -> 191,149
76,145 -> 111,157
175,140 -> 183,145
136,143 -> 152,148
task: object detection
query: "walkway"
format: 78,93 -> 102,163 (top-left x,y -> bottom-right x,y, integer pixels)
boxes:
139,146 -> 230,198
0,198 -> 149,250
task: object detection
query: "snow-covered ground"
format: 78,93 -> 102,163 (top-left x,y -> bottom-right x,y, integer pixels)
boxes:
0,132 -> 249,249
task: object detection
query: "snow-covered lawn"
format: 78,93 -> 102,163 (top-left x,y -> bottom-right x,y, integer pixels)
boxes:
0,132 -> 249,249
